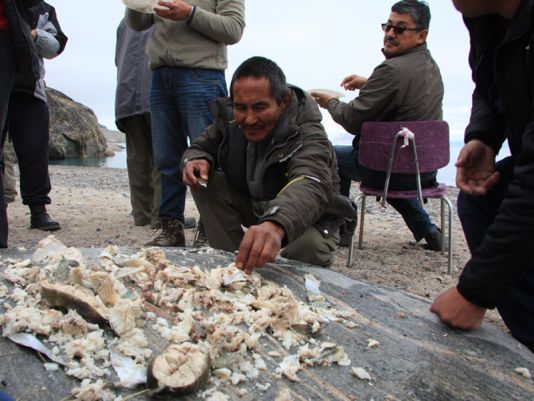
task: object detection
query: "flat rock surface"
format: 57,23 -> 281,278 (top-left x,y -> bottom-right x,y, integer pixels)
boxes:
1,247 -> 532,401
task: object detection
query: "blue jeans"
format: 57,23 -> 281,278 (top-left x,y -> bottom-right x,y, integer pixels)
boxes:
335,144 -> 437,241
150,67 -> 227,221
458,157 -> 534,350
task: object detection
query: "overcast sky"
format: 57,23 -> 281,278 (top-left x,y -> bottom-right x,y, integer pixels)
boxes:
45,0 -> 472,143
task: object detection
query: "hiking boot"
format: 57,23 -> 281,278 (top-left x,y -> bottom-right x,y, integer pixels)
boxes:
193,219 -> 208,247
338,214 -> 358,248
423,227 -> 443,251
145,219 -> 185,247
30,205 -> 61,231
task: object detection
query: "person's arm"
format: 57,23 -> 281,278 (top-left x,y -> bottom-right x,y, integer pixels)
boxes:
32,5 -> 67,59
181,121 -> 223,181
173,0 -> 245,45
258,125 -> 336,245
458,120 -> 534,308
125,8 -> 154,31
325,63 -> 399,134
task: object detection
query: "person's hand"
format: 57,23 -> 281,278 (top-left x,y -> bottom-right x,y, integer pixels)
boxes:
182,159 -> 210,190
340,74 -> 367,91
456,139 -> 500,196
235,221 -> 285,274
31,29 -> 37,40
310,91 -> 333,109
430,287 -> 487,330
154,0 -> 193,20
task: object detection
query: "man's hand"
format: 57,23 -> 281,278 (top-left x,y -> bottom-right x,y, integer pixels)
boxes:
235,221 -> 285,274
154,0 -> 193,21
182,159 -> 210,190
340,74 -> 367,91
310,91 -> 333,109
430,287 -> 487,330
456,139 -> 500,195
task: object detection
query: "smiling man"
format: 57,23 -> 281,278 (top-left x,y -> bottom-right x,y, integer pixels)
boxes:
181,56 -> 354,273
312,0 -> 444,250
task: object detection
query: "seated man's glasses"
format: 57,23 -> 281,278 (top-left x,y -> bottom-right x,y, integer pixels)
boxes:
381,23 -> 421,35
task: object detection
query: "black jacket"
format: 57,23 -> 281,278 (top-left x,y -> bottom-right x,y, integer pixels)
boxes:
457,0 -> 534,308
3,0 -> 42,82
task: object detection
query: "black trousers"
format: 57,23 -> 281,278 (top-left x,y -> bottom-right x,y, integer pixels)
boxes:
4,92 -> 51,206
0,30 -> 16,248
458,157 -> 534,352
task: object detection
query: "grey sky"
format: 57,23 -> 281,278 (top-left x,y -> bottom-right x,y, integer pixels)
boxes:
45,1 -> 472,142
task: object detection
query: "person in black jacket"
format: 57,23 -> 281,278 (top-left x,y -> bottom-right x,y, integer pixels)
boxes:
431,0 -> 534,352
0,0 -> 43,247
3,1 -> 67,231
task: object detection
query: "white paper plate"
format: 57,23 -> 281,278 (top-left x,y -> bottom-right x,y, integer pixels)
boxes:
307,88 -> 345,98
122,0 -> 170,14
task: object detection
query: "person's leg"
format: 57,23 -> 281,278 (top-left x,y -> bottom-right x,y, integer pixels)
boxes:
191,171 -> 256,252
334,145 -> 365,246
121,114 -> 158,226
281,226 -> 338,267
0,31 -> 17,247
7,93 -> 59,231
2,139 -> 17,203
386,198 -> 438,242
458,157 -> 534,350
7,93 -> 51,206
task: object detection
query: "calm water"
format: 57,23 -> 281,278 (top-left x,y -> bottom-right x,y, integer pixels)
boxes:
50,140 -> 511,186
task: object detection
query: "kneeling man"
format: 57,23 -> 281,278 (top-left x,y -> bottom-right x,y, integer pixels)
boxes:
182,56 -> 351,273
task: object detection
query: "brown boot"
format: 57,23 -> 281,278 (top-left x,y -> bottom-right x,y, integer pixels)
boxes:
145,219 -> 185,247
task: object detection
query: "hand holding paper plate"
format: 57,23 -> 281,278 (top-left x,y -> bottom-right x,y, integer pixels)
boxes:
122,0 -> 170,14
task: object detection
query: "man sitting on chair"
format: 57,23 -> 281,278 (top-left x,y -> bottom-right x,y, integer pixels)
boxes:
312,0 -> 444,250
182,56 -> 353,274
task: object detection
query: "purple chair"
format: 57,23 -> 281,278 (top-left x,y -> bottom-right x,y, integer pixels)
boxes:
347,120 -> 453,274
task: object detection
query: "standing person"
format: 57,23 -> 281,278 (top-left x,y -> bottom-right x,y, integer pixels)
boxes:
126,0 -> 245,247
312,0 -> 444,250
182,57 -> 354,273
431,0 -> 534,353
0,0 -> 43,247
115,19 -> 161,229
3,0 -> 66,231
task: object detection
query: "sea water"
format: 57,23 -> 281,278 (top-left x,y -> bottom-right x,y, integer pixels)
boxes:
51,139 -> 511,187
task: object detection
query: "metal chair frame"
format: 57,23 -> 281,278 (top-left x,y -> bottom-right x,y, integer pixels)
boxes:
346,123 -> 453,274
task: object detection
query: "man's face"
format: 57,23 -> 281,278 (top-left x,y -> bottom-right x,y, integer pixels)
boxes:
232,76 -> 288,143
382,12 -> 428,57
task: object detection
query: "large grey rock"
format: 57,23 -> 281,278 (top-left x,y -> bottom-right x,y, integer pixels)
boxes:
47,88 -> 108,160
0,247 -> 533,401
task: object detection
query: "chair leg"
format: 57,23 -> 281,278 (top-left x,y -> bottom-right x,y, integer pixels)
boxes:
441,195 -> 454,275
347,194 -> 365,268
358,195 -> 366,250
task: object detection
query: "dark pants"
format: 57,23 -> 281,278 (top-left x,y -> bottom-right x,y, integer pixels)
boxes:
0,30 -> 16,248
335,144 -> 438,241
4,92 -> 51,206
458,157 -> 534,351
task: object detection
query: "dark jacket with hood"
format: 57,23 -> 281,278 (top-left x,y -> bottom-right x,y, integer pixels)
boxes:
457,0 -> 534,308
182,85 -> 350,244
2,0 -> 42,83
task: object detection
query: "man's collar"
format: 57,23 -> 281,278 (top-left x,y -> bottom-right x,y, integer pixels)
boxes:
381,42 -> 428,59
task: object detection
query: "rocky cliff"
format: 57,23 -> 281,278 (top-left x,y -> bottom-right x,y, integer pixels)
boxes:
47,88 -> 108,160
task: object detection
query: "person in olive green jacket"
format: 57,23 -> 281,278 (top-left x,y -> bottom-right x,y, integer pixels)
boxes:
313,0 -> 444,250
182,57 -> 355,274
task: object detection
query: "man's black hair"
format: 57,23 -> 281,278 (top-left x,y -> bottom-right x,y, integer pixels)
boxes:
230,56 -> 289,104
392,0 -> 431,29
